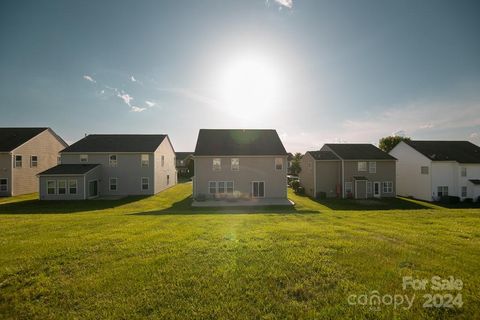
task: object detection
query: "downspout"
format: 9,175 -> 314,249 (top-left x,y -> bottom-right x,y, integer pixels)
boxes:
313,159 -> 317,197
84,175 -> 86,200
341,160 -> 345,199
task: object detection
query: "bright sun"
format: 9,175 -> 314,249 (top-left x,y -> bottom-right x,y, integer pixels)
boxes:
218,54 -> 281,117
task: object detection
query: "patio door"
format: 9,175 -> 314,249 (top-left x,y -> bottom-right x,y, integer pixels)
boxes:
252,181 -> 265,198
373,181 -> 381,198
88,180 -> 98,198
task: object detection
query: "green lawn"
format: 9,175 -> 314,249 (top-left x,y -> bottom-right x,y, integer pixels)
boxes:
0,183 -> 479,319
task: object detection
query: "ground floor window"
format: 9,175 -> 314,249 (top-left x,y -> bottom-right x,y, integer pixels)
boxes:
208,181 -> 234,195
58,180 -> 67,194
47,180 -> 56,195
69,180 -> 77,194
344,182 -> 353,196
366,181 -> 372,194
437,186 -> 448,197
142,177 -> 149,190
0,178 -> 8,192
461,186 -> 467,198
252,181 -> 265,198
110,178 -> 118,191
382,181 -> 393,193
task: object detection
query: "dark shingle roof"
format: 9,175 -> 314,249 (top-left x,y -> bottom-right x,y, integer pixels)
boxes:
62,134 -> 167,153
176,152 -> 193,160
308,151 -> 339,160
194,129 -> 287,156
469,179 -> 480,185
0,127 -> 49,152
325,144 -> 396,160
404,140 -> 480,163
38,164 -> 100,175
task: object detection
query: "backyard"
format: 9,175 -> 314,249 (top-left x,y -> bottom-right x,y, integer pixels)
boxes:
0,182 -> 479,319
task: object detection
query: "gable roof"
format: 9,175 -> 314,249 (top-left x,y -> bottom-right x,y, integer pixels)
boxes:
0,127 -> 49,152
194,129 -> 287,156
324,143 -> 396,160
307,150 -> 339,160
38,164 -> 100,175
176,152 -> 193,160
62,134 -> 168,153
404,140 -> 480,163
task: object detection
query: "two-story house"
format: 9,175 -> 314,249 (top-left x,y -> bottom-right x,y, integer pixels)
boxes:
175,152 -> 193,177
192,129 -> 289,205
0,127 -> 67,197
390,140 -> 480,201
299,144 -> 397,199
38,134 -> 176,200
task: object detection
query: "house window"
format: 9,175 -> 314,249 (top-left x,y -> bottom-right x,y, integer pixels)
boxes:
209,181 -> 216,194
15,155 -> 22,168
382,181 -> 393,193
0,179 -> 8,192
109,178 -> 118,191
141,154 -> 149,167
68,180 -> 77,194
226,181 -> 234,193
368,162 -> 376,173
161,155 -> 165,167
167,175 -> 170,185
345,182 -> 353,195
80,155 -> 88,163
358,161 -> 367,172
275,158 -> 283,170
231,158 -> 239,171
367,181 -> 372,194
421,166 -> 429,175
141,177 -> 149,190
47,180 -> 56,195
461,167 -> 467,177
212,158 -> 221,171
31,156 -> 38,167
461,186 -> 467,198
58,180 -> 67,195
109,155 -> 118,167
252,181 -> 265,198
437,186 -> 448,197
218,181 -> 226,194
57,155 -> 61,165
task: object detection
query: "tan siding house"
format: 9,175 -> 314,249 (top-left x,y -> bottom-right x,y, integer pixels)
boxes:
0,128 -> 67,197
193,129 -> 289,205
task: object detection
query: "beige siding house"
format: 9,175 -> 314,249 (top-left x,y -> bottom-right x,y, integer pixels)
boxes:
193,129 -> 289,205
0,127 -> 67,197
299,144 -> 397,199
38,134 -> 176,200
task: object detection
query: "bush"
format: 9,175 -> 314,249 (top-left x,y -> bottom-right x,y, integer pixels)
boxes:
463,198 -> 473,203
440,195 -> 460,204
296,186 -> 305,195
477,196 -> 480,203
196,194 -> 206,202
290,180 -> 300,191
316,191 -> 326,199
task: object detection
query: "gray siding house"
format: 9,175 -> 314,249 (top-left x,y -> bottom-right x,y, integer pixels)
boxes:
193,129 -> 289,204
299,144 -> 397,199
38,134 -> 176,200
0,127 -> 67,197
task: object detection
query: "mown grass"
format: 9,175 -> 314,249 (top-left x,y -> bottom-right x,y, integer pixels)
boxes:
0,183 -> 479,319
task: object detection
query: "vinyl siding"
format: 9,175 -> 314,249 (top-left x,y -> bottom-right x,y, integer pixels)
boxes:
153,138 -> 177,193
299,153 -> 315,197
343,160 -> 396,198
39,167 -> 101,200
315,161 -> 341,198
0,154 -> 12,196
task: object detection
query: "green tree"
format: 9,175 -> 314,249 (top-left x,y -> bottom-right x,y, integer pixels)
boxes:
379,135 -> 411,153
290,152 -> 302,175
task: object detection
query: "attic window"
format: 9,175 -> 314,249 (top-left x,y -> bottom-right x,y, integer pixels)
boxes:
213,158 -> 221,171
358,161 -> 367,172
15,155 -> 22,168
80,155 -> 88,163
275,158 -> 283,170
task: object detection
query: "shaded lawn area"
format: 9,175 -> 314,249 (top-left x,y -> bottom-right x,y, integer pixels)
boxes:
0,183 -> 479,319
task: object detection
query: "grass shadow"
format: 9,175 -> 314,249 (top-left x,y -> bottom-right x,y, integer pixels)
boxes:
131,195 -> 320,215
0,196 -> 148,214
312,196 -> 434,211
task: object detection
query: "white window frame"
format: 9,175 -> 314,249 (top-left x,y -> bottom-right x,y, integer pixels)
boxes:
109,177 -> 118,191
367,181 -> 372,194
226,181 -> 234,194
68,180 -> 78,194
141,154 -> 149,167
461,186 -> 467,198
141,177 -> 149,190
14,155 -> 22,168
47,180 -> 56,195
109,154 -> 118,167
382,181 -> 393,194
421,166 -> 429,175
0,178 -> 8,192
357,161 -> 367,172
30,155 -> 38,167
461,167 -> 467,177
80,154 -> 88,163
161,155 -> 165,167
437,186 -> 448,197
345,182 -> 353,195
58,180 -> 67,195
275,158 -> 283,171
212,158 -> 221,171
231,158 -> 240,171
208,181 -> 234,194
208,181 -> 217,194
368,161 -> 376,173
252,181 -> 265,198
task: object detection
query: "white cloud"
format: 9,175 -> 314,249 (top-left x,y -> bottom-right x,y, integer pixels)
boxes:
274,0 -> 293,8
419,123 -> 434,129
117,93 -> 133,106
130,76 -> 137,82
145,100 -> 156,107
131,106 -> 146,112
83,75 -> 96,83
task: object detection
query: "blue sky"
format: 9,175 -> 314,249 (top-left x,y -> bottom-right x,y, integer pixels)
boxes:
1,0 -> 479,152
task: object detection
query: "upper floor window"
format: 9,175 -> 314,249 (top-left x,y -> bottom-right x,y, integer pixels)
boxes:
275,158 -> 283,170
161,155 -> 165,167
368,161 -> 376,173
231,158 -> 239,171
14,155 -> 22,168
30,155 -> 38,167
141,154 -> 149,167
109,155 -> 118,167
358,161 -> 367,172
213,158 -> 221,171
461,167 -> 467,177
57,155 -> 61,165
421,166 -> 429,175
80,154 -> 88,163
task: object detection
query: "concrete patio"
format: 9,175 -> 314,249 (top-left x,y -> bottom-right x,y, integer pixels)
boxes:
192,198 -> 294,207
